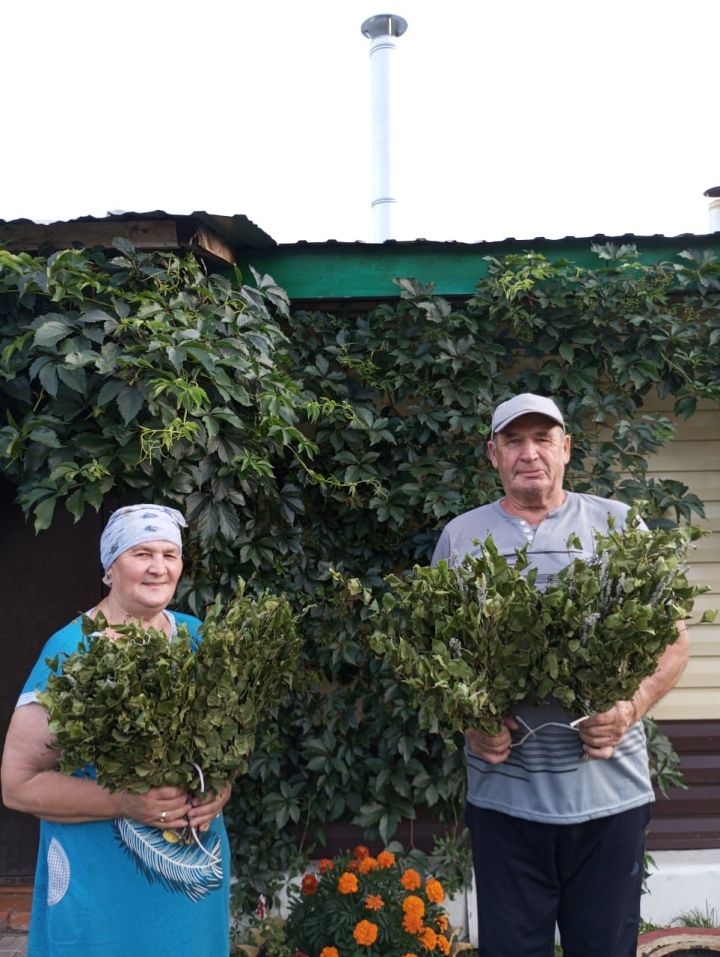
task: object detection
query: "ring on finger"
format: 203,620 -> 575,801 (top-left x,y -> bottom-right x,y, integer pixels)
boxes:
159,810 -> 167,824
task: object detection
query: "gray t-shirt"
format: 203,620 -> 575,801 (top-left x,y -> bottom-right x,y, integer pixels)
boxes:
431,491 -> 654,824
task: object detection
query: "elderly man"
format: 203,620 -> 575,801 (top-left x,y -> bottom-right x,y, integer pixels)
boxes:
431,393 -> 690,957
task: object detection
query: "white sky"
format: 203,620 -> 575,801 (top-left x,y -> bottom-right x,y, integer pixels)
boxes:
1,0 -> 718,244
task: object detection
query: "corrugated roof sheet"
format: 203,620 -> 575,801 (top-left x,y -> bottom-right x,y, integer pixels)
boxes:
1,211 -> 716,251
0,210 -> 277,250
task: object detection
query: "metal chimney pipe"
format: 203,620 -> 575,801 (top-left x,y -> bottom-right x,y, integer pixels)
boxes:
704,187 -> 720,232
361,14 -> 408,243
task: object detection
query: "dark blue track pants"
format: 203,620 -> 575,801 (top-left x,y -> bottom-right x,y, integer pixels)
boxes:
466,802 -> 651,957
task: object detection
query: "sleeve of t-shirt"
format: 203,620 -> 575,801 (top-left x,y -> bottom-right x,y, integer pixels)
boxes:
431,527 -> 451,567
18,617 -> 85,706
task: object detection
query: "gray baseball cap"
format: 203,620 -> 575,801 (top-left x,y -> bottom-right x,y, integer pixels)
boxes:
491,393 -> 565,436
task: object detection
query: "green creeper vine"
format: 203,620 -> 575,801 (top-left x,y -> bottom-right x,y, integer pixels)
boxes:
1,239 -> 719,907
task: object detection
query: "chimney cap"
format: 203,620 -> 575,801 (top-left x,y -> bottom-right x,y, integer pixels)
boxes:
704,186 -> 720,198
361,14 -> 408,40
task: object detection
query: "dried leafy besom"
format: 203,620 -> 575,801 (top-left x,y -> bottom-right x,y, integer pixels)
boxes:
366,512 -> 715,741
368,539 -> 553,737
38,581 -> 303,796
544,509 -> 715,717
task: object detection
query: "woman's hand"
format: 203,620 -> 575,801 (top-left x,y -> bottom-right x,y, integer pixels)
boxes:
115,786 -> 193,828
465,717 -> 519,764
187,782 -> 232,831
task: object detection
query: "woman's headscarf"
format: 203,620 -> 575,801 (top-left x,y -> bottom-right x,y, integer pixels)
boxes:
100,504 -> 187,573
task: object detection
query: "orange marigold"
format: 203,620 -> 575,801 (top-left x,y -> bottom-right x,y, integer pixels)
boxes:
402,912 -> 424,935
402,895 -> 425,917
436,934 -> 451,955
376,850 -> 396,869
359,857 -> 379,874
436,914 -> 449,932
320,949 -> 339,957
419,926 -> 437,951
301,874 -> 318,895
365,894 -> 384,911
318,859 -> 334,875
338,871 -> 359,894
401,868 -> 422,891
401,954 -> 419,957
425,878 -> 445,904
353,920 -> 379,946
353,845 -> 370,860
347,859 -> 361,871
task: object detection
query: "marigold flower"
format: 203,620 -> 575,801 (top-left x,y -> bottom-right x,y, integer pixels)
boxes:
320,949 -> 339,957
318,859 -> 334,875
419,926 -> 437,950
436,934 -> 451,955
358,856 -> 379,874
338,871 -> 359,894
401,953 -> 418,957
424,878 -> 445,904
402,895 -> 425,917
347,859 -> 361,871
401,868 -> 422,890
364,894 -> 384,911
353,919 -> 379,946
436,914 -> 449,932
301,873 -> 318,895
353,844 -> 370,860
376,850 -> 396,869
402,912 -> 424,935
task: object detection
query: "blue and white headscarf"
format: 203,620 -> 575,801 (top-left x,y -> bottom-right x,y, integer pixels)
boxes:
100,504 -> 187,572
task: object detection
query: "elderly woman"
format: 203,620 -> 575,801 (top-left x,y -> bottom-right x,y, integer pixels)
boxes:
1,504 -> 232,957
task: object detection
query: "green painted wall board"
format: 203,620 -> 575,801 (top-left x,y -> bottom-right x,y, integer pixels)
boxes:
237,235 -> 720,300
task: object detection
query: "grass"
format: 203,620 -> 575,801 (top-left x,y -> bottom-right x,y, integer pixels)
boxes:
671,902 -> 719,929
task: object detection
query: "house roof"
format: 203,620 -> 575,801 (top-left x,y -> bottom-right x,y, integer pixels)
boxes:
1,211 -> 719,299
0,210 -> 276,265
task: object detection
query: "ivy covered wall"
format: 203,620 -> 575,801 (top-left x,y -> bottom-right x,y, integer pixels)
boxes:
1,240 -> 719,904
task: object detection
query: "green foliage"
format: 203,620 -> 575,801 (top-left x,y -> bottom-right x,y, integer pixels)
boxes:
0,242 -> 306,613
671,902 -> 719,928
2,241 -> 720,908
644,716 -> 687,798
546,513 -> 713,715
38,585 -> 302,796
368,516 -> 711,739
368,546 -> 551,736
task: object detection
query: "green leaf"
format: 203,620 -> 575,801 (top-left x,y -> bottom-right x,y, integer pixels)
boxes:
34,496 -> 57,531
96,380 -> 124,406
57,365 -> 87,394
116,386 -> 144,424
29,427 -> 62,448
38,363 -> 59,397
34,319 -> 72,348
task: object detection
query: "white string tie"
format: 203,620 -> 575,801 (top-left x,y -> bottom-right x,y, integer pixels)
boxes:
510,714 -> 589,749
189,761 -> 221,863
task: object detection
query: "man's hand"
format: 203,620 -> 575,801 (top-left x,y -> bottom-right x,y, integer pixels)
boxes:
466,717 -> 519,764
578,701 -> 637,759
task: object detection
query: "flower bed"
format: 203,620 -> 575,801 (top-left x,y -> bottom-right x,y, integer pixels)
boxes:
240,846 -> 456,957
637,928 -> 720,956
